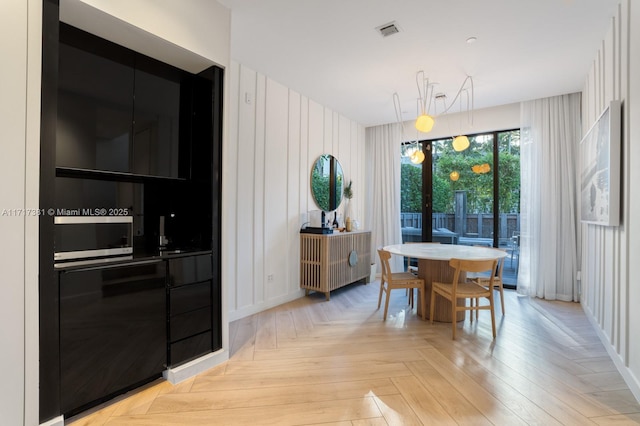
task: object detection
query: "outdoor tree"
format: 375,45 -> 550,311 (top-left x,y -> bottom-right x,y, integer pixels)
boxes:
400,132 -> 520,214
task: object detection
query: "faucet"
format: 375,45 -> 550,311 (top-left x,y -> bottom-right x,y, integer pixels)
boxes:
159,216 -> 169,248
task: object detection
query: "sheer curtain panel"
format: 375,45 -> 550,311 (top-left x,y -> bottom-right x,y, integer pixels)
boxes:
365,123 -> 404,273
518,93 -> 581,301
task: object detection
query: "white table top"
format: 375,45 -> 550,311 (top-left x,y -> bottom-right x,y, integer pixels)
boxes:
383,243 -> 508,261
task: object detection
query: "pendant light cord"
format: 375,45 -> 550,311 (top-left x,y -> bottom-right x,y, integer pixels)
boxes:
393,92 -> 407,141
394,92 -> 422,159
440,75 -> 474,127
416,70 -> 433,115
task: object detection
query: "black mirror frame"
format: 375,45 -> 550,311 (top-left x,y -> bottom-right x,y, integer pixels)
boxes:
310,154 -> 344,212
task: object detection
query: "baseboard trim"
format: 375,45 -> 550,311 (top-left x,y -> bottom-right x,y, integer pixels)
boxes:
40,415 -> 64,426
163,348 -> 228,384
228,289 -> 305,322
582,303 -> 640,402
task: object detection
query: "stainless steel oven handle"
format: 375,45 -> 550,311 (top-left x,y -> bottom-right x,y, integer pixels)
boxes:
54,215 -> 133,224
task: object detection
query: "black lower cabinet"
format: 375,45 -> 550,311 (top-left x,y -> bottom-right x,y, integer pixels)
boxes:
59,261 -> 167,417
167,254 -> 214,366
170,331 -> 213,364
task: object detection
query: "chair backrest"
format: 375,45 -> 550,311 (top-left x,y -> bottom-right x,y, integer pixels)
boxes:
449,258 -> 497,291
377,248 -> 392,281
496,249 -> 506,279
488,247 -> 506,279
473,246 -> 505,279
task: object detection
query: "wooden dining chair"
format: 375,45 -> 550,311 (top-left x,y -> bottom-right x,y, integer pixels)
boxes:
430,258 -> 498,339
377,248 -> 426,321
472,247 -> 507,315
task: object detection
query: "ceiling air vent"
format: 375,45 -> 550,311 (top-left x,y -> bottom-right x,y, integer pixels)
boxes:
376,21 -> 400,38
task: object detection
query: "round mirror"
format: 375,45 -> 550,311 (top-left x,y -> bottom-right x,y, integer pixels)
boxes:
311,154 -> 344,212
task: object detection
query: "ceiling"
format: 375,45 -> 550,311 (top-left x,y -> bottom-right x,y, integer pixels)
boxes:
218,0 -> 620,127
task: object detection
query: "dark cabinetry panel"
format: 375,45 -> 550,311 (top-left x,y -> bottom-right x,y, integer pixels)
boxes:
167,254 -> 214,366
133,55 -> 182,178
39,1 -> 60,420
170,306 -> 212,341
39,7 -> 223,422
170,331 -> 213,366
168,254 -> 213,286
57,25 -> 134,174
57,24 -> 184,179
59,261 -> 166,417
170,280 -> 211,315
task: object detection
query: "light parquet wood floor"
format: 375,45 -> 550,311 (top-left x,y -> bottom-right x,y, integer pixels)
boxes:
69,280 -> 640,425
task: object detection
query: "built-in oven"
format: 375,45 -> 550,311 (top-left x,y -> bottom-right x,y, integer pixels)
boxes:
54,216 -> 133,262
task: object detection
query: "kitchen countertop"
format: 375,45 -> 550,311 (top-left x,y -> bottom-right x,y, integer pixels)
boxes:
54,248 -> 212,270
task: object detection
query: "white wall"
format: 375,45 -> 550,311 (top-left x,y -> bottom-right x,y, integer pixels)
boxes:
581,0 -> 640,400
226,61 -> 366,321
0,0 -> 41,425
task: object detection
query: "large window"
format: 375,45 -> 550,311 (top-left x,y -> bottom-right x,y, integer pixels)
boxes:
400,130 -> 520,286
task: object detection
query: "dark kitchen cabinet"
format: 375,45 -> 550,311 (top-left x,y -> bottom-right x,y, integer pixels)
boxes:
59,261 -> 166,417
57,30 -> 134,174
39,6 -> 223,422
56,23 -> 185,179
167,254 -> 215,366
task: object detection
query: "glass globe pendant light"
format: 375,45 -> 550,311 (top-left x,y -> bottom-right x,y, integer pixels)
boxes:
452,135 -> 470,151
410,148 -> 425,164
415,114 -> 435,133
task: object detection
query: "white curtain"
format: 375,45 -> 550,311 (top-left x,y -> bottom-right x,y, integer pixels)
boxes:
365,123 -> 404,272
518,93 -> 581,301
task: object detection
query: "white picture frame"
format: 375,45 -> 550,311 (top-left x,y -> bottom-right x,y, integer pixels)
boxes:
580,100 -> 621,226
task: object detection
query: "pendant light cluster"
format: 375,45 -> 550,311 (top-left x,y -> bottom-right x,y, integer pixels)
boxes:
394,72 -> 475,165
414,71 -> 475,152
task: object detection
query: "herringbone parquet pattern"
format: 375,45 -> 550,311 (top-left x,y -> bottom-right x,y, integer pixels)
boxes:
69,280 -> 640,425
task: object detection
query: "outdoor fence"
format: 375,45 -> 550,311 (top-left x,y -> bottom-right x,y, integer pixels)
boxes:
401,212 -> 520,243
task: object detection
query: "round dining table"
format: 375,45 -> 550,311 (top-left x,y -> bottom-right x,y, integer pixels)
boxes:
383,243 -> 507,322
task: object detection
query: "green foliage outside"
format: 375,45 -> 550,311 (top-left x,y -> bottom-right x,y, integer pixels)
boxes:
311,168 -> 330,209
400,164 -> 422,212
400,131 -> 520,214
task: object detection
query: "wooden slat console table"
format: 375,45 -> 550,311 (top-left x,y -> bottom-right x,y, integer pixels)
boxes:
300,230 -> 371,300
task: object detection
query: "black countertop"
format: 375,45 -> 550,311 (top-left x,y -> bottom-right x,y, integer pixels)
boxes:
54,248 -> 212,270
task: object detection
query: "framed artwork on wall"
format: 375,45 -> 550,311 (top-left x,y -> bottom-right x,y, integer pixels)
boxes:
580,100 -> 621,226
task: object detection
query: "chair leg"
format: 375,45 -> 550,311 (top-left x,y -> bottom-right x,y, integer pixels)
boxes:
383,288 -> 391,321
419,287 -> 425,321
377,278 -> 385,309
489,292 -> 496,338
499,284 -> 505,315
451,299 -> 457,340
469,298 -> 475,322
429,288 -> 436,324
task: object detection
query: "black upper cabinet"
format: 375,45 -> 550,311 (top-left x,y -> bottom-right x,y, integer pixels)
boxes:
132,56 -> 183,178
57,35 -> 134,174
57,24 -> 186,179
